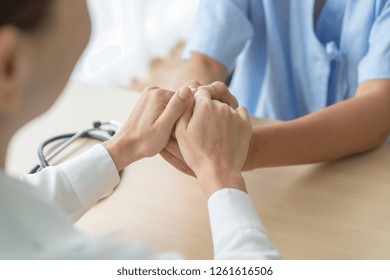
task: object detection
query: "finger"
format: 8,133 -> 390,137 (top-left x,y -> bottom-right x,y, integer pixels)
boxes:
155,87 -> 192,131
236,106 -> 251,125
213,99 -> 236,114
146,88 -> 175,108
160,149 -> 196,177
143,85 -> 160,94
197,85 -> 213,94
209,81 -> 239,108
194,87 -> 212,103
193,88 -> 213,113
185,80 -> 202,87
153,89 -> 175,102
176,97 -> 195,133
185,80 -> 202,92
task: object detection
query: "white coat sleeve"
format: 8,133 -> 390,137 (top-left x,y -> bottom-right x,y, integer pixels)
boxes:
208,188 -> 282,259
1,173 -> 182,260
20,144 -> 120,222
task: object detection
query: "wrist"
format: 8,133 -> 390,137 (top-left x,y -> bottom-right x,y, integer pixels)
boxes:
243,126 -> 270,170
196,167 -> 247,199
103,136 -> 139,171
243,133 -> 256,171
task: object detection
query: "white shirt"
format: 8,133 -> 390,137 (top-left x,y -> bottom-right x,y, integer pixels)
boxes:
0,144 -> 281,259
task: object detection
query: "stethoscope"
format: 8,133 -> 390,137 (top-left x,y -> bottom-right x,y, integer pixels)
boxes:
29,120 -> 121,174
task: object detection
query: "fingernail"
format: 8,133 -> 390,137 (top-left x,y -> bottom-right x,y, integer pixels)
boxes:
178,87 -> 191,100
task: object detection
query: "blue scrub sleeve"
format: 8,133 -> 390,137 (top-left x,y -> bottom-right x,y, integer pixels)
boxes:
358,1 -> 390,82
183,0 -> 254,71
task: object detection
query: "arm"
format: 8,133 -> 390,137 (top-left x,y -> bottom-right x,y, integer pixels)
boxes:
175,86 -> 281,259
162,80 -> 390,172
175,52 -> 227,89
246,1 -> 390,168
6,174 -> 183,259
21,86 -> 193,222
245,80 -> 390,169
20,144 -> 120,223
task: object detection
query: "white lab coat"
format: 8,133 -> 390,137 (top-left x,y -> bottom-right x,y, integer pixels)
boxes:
0,144 -> 281,259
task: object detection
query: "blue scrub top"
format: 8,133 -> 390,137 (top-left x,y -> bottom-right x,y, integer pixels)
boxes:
184,0 -> 390,120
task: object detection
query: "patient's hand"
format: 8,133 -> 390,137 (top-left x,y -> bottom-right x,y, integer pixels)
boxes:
174,86 -> 252,198
183,80 -> 238,108
103,86 -> 192,171
160,81 -> 239,177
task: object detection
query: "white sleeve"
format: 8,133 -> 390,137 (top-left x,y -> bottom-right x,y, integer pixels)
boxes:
20,144 -> 120,222
1,174 -> 182,260
208,188 -> 282,260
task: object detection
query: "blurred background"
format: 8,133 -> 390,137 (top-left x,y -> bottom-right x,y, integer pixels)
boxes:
71,0 -> 199,90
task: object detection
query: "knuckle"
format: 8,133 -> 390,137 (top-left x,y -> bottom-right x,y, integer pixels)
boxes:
149,89 -> 171,101
194,90 -> 207,101
193,90 -> 202,98
197,85 -> 213,93
219,103 -> 229,110
148,91 -> 160,101
212,81 -> 227,90
213,103 -> 230,117
218,102 -> 232,113
143,85 -> 159,94
185,79 -> 201,87
163,90 -> 174,99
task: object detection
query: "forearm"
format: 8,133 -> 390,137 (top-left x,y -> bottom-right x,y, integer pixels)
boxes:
175,52 -> 227,89
21,144 -> 120,222
246,91 -> 390,169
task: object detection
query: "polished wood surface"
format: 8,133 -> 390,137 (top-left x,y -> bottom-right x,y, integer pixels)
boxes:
6,83 -> 390,259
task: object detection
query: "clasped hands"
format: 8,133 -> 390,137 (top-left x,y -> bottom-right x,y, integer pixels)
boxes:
103,81 -> 252,199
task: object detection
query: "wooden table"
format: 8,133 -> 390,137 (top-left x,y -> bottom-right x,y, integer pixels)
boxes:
6,83 -> 390,259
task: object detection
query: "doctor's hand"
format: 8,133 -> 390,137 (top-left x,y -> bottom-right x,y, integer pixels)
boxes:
175,87 -> 252,199
160,81 -> 239,177
103,86 -> 192,171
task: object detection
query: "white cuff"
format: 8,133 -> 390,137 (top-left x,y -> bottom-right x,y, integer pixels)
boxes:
208,188 -> 266,245
60,144 -> 120,215
208,188 -> 282,259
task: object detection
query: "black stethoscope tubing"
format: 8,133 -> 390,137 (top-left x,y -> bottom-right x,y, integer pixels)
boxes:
29,121 -> 120,174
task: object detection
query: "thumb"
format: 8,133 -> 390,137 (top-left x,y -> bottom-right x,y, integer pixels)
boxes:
155,87 -> 192,131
